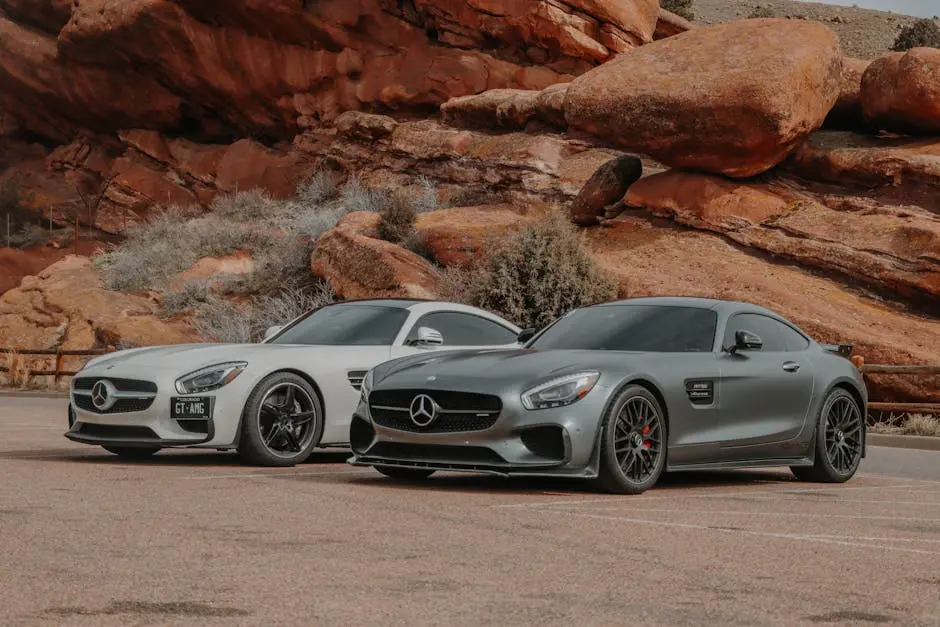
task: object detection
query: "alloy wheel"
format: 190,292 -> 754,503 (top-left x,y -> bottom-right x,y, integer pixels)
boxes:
257,382 -> 319,458
613,396 -> 664,484
824,396 -> 862,473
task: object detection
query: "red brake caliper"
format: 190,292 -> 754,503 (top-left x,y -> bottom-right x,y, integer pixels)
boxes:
642,424 -> 651,449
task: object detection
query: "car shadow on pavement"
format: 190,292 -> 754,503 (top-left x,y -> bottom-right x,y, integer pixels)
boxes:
0,448 -> 350,467
346,468 -> 798,496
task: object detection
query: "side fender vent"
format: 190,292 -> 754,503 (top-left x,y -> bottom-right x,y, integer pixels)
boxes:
347,370 -> 368,391
685,380 -> 714,405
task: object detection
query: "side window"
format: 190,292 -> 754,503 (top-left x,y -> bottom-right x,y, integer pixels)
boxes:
723,313 -> 806,352
407,312 -> 518,346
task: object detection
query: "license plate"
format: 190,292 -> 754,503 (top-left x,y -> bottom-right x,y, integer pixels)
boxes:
171,397 -> 212,419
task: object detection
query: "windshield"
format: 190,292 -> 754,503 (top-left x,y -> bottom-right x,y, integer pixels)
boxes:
529,305 -> 717,352
268,304 -> 409,346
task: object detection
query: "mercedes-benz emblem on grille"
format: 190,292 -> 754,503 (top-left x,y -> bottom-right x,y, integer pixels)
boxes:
91,380 -> 118,411
409,394 -> 439,427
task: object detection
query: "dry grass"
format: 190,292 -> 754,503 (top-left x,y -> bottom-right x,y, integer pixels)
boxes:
869,413 -> 940,437
2,350 -> 32,389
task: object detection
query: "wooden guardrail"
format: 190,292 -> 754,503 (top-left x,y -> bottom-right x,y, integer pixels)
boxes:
0,348 -> 110,382
855,358 -> 940,414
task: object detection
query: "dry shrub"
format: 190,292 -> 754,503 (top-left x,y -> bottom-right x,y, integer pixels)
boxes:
297,171 -> 338,206
892,19 -> 940,52
438,209 -> 618,329
748,6 -> 774,19
378,190 -> 417,244
96,210 -> 269,291
662,0 -> 694,21
193,284 -> 335,343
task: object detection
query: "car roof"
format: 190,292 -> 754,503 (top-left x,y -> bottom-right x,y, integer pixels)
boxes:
593,296 -> 779,316
331,298 -> 430,309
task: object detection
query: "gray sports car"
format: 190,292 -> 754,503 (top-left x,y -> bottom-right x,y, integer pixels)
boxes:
348,297 -> 867,494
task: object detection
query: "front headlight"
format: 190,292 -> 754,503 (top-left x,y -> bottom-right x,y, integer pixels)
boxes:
360,369 -> 374,403
521,371 -> 600,410
175,362 -> 247,394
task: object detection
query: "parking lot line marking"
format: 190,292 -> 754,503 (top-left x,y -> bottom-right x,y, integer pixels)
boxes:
556,506 -> 940,524
489,481 -> 935,509
560,511 -> 940,557
796,534 -> 940,544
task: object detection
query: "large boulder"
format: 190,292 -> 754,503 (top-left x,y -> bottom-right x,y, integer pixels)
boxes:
568,155 -> 643,226
0,255 -> 198,350
785,131 -> 940,197
564,19 -> 843,178
310,213 -> 440,300
440,83 -> 572,131
861,48 -> 940,135
416,205 -> 538,267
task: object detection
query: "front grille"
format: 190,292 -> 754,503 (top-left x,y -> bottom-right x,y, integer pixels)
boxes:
369,389 -> 501,433
76,424 -> 159,440
366,442 -> 506,465
72,376 -> 157,414
74,395 -> 155,414
73,377 -> 157,393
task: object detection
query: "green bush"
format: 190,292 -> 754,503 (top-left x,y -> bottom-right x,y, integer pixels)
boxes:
892,19 -> 940,52
661,0 -> 694,21
473,209 -> 619,330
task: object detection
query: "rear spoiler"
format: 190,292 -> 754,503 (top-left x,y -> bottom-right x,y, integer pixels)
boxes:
822,343 -> 854,358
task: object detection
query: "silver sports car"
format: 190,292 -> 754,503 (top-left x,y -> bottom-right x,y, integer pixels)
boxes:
348,297 -> 868,494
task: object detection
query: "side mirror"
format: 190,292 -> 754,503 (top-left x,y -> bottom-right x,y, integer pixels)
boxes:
728,329 -> 762,354
263,325 -> 284,342
413,326 -> 444,347
517,328 -> 537,344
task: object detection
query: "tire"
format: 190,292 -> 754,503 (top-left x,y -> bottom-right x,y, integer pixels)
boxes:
374,466 -> 436,481
595,385 -> 667,495
791,388 -> 863,483
237,372 -> 324,467
103,446 -> 160,459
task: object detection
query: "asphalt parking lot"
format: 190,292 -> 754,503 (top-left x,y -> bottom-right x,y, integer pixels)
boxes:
2,396 -> 939,626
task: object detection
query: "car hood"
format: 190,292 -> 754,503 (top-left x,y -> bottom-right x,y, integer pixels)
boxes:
374,348 -> 636,390
81,343 -> 342,373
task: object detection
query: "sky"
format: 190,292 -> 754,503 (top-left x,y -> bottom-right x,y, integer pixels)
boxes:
796,0 -> 938,18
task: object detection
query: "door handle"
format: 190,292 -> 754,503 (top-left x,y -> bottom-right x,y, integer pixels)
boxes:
782,361 -> 800,373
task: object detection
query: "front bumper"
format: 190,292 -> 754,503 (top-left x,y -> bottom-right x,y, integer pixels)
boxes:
64,366 -> 254,449
347,391 -> 608,478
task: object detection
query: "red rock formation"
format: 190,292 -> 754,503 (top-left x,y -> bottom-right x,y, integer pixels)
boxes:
624,170 -> 940,303
0,13 -> 182,142
861,48 -> 940,135
564,19 -> 843,177
310,212 -> 440,299
0,256 -> 198,350
0,0 -> 663,143
785,132 -> 940,206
